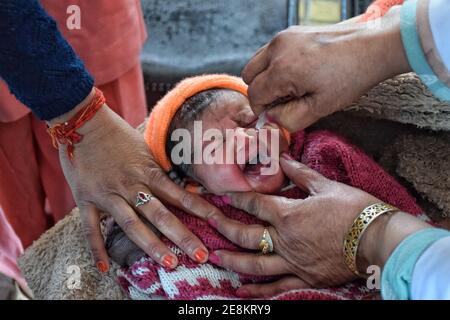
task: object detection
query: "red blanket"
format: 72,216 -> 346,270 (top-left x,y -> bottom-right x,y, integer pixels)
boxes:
117,130 -> 424,300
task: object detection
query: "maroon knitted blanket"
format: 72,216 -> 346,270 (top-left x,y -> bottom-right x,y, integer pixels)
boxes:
117,130 -> 423,300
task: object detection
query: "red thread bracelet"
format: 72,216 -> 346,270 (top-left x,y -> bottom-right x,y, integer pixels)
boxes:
47,87 -> 106,160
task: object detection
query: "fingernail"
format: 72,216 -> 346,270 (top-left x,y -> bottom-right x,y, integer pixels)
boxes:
236,288 -> 250,298
208,252 -> 221,266
96,261 -> 109,273
281,152 -> 295,161
194,248 -> 208,263
162,255 -> 175,269
220,195 -> 232,205
208,218 -> 218,229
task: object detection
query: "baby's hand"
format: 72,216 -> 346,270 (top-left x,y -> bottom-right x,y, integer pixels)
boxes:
105,218 -> 160,267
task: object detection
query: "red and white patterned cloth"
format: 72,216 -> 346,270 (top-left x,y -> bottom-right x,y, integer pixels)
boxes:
116,130 -> 426,300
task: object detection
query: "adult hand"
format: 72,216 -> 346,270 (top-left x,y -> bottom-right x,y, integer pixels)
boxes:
241,8 -> 411,132
48,93 -> 220,272
207,154 -> 429,298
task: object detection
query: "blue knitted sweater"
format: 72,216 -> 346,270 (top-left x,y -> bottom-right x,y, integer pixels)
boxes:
0,0 -> 94,120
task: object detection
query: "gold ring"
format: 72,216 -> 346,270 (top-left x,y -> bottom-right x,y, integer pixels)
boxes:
259,228 -> 274,255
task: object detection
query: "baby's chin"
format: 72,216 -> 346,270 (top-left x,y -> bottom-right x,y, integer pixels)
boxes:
245,171 -> 286,194
194,162 -> 286,195
201,170 -> 286,195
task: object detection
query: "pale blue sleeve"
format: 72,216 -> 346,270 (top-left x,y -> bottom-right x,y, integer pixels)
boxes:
411,236 -> 450,300
400,0 -> 450,101
428,0 -> 450,71
381,228 -> 450,300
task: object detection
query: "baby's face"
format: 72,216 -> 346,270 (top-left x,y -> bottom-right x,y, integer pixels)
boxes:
188,91 -> 289,194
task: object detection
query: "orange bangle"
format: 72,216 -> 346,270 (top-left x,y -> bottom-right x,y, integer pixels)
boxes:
47,87 -> 106,160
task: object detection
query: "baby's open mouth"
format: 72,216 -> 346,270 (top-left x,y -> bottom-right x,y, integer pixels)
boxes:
242,154 -> 272,175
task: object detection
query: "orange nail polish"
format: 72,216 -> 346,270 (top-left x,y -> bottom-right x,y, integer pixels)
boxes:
194,248 -> 208,263
96,261 -> 109,273
162,255 -> 174,268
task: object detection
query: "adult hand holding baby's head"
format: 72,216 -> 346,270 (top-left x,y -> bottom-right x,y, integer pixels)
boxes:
242,8 -> 410,132
207,154 -> 381,298
55,103 -> 224,272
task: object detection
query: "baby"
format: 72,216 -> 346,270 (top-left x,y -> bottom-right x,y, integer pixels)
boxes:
146,74 -> 290,195
106,74 -> 422,300
107,74 -> 290,266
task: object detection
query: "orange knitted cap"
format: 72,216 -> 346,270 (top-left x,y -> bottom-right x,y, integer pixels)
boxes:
145,74 -> 248,171
144,74 -> 290,172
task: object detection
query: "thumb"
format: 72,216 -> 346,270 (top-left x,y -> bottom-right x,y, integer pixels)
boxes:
242,43 -> 269,85
266,99 -> 319,132
247,66 -> 301,117
280,154 -> 327,195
